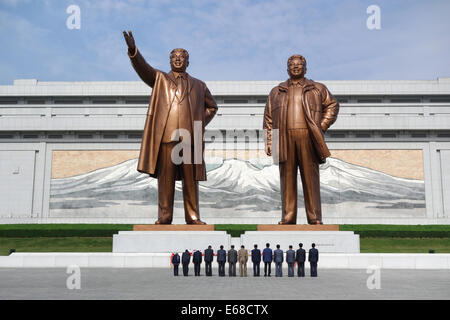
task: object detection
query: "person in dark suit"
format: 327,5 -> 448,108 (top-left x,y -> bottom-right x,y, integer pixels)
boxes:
193,249 -> 202,276
309,243 -> 319,277
228,245 -> 238,277
296,243 -> 306,277
181,249 -> 191,276
204,245 -> 214,276
274,244 -> 284,277
262,243 -> 273,277
171,252 -> 180,276
286,245 -> 296,277
217,245 -> 227,277
251,244 -> 261,277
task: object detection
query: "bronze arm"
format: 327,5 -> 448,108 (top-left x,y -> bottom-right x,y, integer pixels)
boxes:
319,85 -> 339,132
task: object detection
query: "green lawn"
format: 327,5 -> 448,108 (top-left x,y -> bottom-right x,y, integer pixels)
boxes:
1,237 -> 450,256
1,224 -> 450,255
214,224 -> 257,237
0,224 -> 133,237
340,224 -> 450,238
0,237 -> 112,256
360,237 -> 450,253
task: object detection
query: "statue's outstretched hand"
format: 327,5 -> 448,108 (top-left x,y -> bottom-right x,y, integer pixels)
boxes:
123,30 -> 136,54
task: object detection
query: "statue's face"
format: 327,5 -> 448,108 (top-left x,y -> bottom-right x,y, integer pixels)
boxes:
287,57 -> 306,79
170,49 -> 189,72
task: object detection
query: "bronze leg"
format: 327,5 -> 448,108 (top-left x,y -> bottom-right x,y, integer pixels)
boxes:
156,142 -> 176,224
296,129 -> 322,224
279,129 -> 298,224
181,159 -> 202,224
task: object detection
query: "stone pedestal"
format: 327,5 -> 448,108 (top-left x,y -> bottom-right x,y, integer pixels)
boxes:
113,231 -> 230,253
240,231 -> 360,253
133,224 -> 214,231
257,224 -> 339,231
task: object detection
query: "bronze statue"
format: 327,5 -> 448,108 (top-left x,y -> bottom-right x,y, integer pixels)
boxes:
263,54 -> 339,225
123,31 -> 218,224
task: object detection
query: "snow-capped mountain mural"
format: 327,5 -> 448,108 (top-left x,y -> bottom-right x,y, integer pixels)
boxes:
49,157 -> 425,219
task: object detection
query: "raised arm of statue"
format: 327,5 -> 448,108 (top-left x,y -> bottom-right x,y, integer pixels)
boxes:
123,30 -> 157,88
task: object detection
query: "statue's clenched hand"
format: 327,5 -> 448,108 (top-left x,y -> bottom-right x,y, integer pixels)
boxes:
123,30 -> 136,54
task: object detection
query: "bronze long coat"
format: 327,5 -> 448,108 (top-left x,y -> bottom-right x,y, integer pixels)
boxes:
128,48 -> 218,181
263,78 -> 339,164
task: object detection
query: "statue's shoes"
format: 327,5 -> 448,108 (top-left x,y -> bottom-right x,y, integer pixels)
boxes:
187,220 -> 207,225
278,220 -> 295,225
155,219 -> 172,225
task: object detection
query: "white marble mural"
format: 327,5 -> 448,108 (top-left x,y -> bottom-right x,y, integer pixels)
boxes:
49,157 -> 425,219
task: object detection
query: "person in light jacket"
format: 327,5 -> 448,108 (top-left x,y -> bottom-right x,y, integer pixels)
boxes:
238,245 -> 248,277
286,245 -> 296,277
274,244 -> 284,277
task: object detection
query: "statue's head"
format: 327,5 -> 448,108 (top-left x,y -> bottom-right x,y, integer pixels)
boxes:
170,48 -> 189,72
287,54 -> 307,79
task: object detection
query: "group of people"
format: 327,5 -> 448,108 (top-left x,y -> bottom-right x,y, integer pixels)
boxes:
171,243 -> 319,277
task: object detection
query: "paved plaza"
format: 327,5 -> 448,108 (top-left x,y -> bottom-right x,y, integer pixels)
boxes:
0,268 -> 449,300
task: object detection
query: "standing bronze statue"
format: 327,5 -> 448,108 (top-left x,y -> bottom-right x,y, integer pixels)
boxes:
263,54 -> 339,225
123,31 -> 218,224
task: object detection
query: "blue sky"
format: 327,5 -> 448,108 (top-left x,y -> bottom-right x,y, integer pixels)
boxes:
1,0 -> 449,84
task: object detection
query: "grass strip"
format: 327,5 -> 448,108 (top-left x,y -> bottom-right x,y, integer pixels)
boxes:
340,224 -> 450,238
0,224 -> 133,237
360,237 -> 450,253
1,237 -> 449,255
0,237 -> 113,255
214,224 -> 257,237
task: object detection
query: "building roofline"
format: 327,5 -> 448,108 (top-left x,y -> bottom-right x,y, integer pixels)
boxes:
0,78 -> 449,96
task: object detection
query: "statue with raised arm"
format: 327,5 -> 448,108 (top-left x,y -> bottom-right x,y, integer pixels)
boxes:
263,54 -> 339,225
123,31 -> 218,224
